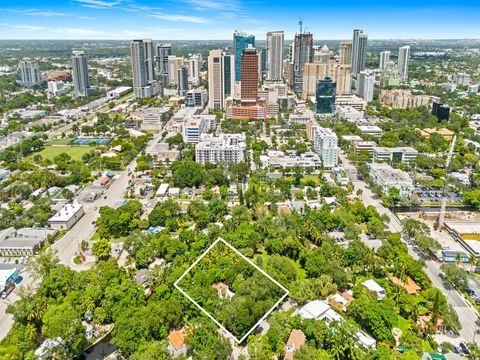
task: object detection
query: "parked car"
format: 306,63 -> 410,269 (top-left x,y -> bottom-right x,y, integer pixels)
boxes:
459,342 -> 470,355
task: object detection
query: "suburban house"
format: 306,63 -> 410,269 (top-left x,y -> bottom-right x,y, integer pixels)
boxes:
212,282 -> 234,300
390,276 -> 421,295
417,315 -> 445,334
328,290 -> 354,312
168,329 -> 188,358
285,329 -> 306,360
362,279 -> 387,300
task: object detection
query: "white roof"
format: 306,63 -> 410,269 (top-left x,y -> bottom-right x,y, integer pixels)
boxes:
297,300 -> 330,319
156,183 -> 169,196
49,203 -> 83,222
362,279 -> 385,293
356,331 -> 376,348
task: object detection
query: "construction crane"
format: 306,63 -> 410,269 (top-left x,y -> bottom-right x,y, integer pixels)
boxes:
437,134 -> 456,229
299,18 -> 303,34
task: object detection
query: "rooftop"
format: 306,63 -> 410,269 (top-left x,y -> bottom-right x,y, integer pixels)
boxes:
49,203 -> 83,222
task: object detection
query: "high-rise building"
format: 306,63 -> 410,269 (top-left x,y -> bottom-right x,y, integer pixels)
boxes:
71,51 -> 90,98
196,133 -> 246,164
339,41 -> 352,65
17,59 -> 42,88
351,29 -> 368,76
131,39 -> 161,98
167,56 -> 185,85
380,61 -> 401,87
303,61 -> 351,98
208,50 -> 234,111
398,46 -> 410,82
432,101 -> 450,122
233,30 -> 255,81
188,54 -> 201,86
379,51 -> 391,70
316,77 -> 336,114
260,48 -> 267,79
292,29 -> 313,94
178,65 -> 189,96
266,30 -> 284,81
357,71 -> 375,102
312,125 -> 339,168
155,43 -> 171,83
241,45 -> 258,104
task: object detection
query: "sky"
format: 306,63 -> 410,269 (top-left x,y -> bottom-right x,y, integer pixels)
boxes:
0,0 -> 479,40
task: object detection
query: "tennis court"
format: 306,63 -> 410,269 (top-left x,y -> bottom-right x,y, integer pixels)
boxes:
73,138 -> 110,145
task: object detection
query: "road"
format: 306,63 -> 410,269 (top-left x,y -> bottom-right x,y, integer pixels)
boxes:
0,130 -> 163,341
340,151 -> 478,344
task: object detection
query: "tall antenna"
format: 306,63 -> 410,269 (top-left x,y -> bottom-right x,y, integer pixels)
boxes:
299,18 -> 303,34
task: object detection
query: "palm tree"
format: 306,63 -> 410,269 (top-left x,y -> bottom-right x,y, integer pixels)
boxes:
455,252 -> 462,268
468,255 -> 476,273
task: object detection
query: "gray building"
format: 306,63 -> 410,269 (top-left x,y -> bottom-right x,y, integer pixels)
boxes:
356,71 -> 375,102
292,28 -> 313,94
351,29 -> 368,76
155,43 -> 171,83
0,227 -> 57,256
398,45 -> 410,82
131,39 -> 161,98
195,133 -> 246,164
178,65 -> 189,96
266,30 -> 284,81
71,51 -> 90,98
379,50 -> 391,70
17,59 -> 41,87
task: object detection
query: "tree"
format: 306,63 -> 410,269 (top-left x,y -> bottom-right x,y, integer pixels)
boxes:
92,238 -> 111,261
463,189 -> 480,210
26,248 -> 59,280
171,160 -> 205,187
42,303 -> 85,358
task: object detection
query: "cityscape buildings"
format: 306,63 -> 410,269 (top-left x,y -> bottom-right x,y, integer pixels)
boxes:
195,133 -> 247,164
207,50 -> 234,111
351,29 -> 368,76
177,65 -> 189,96
240,45 -> 259,104
312,125 -> 339,167
71,51 -> 90,98
266,31 -> 284,81
398,45 -> 410,82
339,41 -> 352,65
131,39 -> 161,98
379,51 -> 391,70
316,77 -> 336,114
233,30 -> 255,82
155,43 -> 171,84
432,101 -> 450,122
17,59 -> 42,88
356,71 -> 375,102
292,23 -> 314,94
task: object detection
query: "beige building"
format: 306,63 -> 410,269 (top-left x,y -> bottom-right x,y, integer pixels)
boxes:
380,89 -> 433,109
303,60 -> 352,99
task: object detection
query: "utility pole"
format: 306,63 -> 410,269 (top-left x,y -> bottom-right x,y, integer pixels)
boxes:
437,135 -> 456,229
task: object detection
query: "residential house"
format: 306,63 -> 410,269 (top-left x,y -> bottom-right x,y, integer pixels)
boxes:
285,329 -> 306,360
168,330 -> 188,358
362,279 -> 386,300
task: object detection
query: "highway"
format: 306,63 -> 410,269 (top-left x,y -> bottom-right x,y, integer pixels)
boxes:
340,151 -> 478,344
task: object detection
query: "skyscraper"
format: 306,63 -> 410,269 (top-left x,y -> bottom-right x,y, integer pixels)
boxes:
379,50 -> 391,70
155,43 -> 171,83
188,54 -> 201,86
241,45 -> 258,103
208,50 -> 234,111
260,48 -> 267,80
293,25 -> 313,94
351,29 -> 368,76
168,56 -> 184,85
17,59 -> 41,88
131,39 -> 161,98
71,51 -> 90,98
357,71 -> 375,102
316,77 -> 336,114
339,41 -> 352,65
178,65 -> 189,96
398,45 -> 410,82
233,30 -> 255,81
266,30 -> 284,81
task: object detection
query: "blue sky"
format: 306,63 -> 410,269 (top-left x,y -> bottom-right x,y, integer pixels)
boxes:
0,0 -> 479,40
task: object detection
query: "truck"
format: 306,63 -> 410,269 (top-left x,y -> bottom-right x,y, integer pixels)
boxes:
1,284 -> 15,300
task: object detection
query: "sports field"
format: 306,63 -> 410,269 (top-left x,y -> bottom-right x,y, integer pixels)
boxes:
31,145 -> 92,161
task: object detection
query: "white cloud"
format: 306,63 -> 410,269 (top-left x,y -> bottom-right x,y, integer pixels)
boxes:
13,24 -> 104,36
183,0 -> 241,11
6,9 -> 67,17
151,13 -> 211,24
74,0 -> 122,9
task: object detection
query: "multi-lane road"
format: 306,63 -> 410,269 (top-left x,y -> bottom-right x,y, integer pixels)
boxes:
340,151 -> 478,344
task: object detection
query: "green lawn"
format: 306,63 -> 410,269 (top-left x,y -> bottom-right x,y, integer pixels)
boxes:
31,145 -> 92,161
47,138 -> 74,145
396,315 -> 411,333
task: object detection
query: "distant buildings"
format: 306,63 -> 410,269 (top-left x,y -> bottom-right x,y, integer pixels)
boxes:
207,50 -> 234,111
266,31 -> 284,81
312,125 -> 339,168
233,30 -> 255,82
316,77 -> 336,114
351,29 -> 368,76
380,61 -> 401,87
240,45 -> 259,104
186,88 -> 208,108
302,60 -> 351,98
373,146 -> 418,164
71,51 -> 90,98
188,54 -> 201,86
356,71 -> 375,102
379,50 -> 391,70
368,163 -> 413,198
419,127 -> 454,141
17,59 -> 41,87
177,65 -> 189,96
339,41 -> 352,65
432,101 -> 450,122
195,133 -> 246,164
47,81 -> 70,96
453,72 -> 470,86
398,45 -> 410,82
380,89 -> 433,109
292,27 -> 314,93
155,43 -> 171,84
131,39 -> 161,98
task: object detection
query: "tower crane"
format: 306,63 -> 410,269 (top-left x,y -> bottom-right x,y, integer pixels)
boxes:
437,134 -> 456,229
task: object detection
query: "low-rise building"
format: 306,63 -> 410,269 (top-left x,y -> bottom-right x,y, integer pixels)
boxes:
106,86 -> 131,99
0,227 -> 57,256
140,107 -> 171,131
260,151 -> 321,170
336,105 -> 364,122
373,146 -> 418,163
380,89 -> 434,109
419,127 -> 454,141
182,115 -> 216,144
195,133 -> 246,164
186,88 -> 208,108
48,203 -> 84,230
332,167 -> 349,185
357,125 -> 382,137
285,329 -> 306,360
368,163 -> 414,198
362,279 -> 386,300
353,141 -> 376,155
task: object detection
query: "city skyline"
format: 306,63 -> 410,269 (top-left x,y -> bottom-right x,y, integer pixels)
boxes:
0,0 -> 480,40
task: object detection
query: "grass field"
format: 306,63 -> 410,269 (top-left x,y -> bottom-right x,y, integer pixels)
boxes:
31,145 -> 92,161
47,138 -> 75,146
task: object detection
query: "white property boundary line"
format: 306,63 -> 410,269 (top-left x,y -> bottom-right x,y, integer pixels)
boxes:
174,237 -> 289,344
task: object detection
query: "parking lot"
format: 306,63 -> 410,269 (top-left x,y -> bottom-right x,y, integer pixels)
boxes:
414,189 -> 461,203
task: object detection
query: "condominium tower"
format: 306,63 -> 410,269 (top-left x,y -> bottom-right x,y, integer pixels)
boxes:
292,30 -> 313,93
339,41 -> 353,65
208,50 -> 235,111
241,45 -> 258,103
131,39 -> 161,98
233,30 -> 255,81
266,30 -> 284,81
71,51 -> 90,98
17,59 -> 41,88
398,45 -> 410,82
155,43 -> 171,83
379,51 -> 391,70
351,29 -> 368,76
